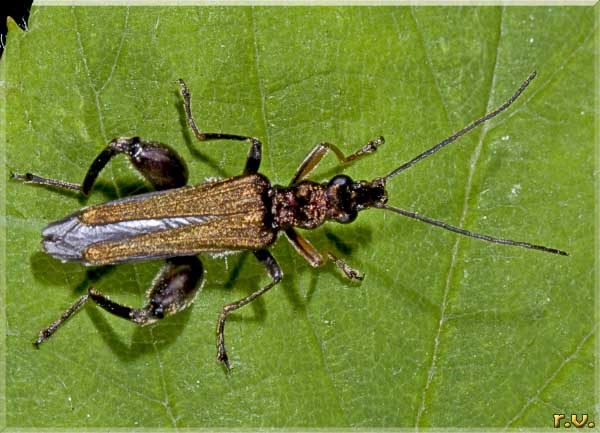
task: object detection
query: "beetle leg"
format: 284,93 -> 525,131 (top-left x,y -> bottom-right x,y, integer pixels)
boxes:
13,136 -> 189,195
290,136 -> 384,185
216,249 -> 282,372
34,293 -> 90,346
33,256 -> 203,346
284,228 -> 363,280
89,256 -> 204,325
83,137 -> 189,193
132,256 -> 204,325
326,252 -> 363,281
11,172 -> 82,192
177,78 -> 262,175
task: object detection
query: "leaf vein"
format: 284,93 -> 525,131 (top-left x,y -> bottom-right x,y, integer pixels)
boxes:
502,325 -> 596,429
414,7 -> 505,428
98,7 -> 130,95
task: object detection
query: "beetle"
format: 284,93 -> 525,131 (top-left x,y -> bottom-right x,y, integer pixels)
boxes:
12,71 -> 567,371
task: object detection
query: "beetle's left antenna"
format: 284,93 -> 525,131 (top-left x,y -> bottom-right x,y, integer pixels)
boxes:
385,71 -> 537,181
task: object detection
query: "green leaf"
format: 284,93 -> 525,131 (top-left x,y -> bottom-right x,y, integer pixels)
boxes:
2,5 -> 596,429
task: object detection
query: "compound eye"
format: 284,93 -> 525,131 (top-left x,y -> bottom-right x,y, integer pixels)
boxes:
329,174 -> 352,188
336,210 -> 357,224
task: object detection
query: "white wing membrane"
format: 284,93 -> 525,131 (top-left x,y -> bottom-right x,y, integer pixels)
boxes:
43,213 -> 215,263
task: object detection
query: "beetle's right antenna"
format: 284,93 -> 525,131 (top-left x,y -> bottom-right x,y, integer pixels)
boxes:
374,202 -> 569,256
385,71 -> 537,181
378,71 -> 568,256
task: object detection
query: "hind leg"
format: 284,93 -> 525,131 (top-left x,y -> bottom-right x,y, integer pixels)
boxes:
12,136 -> 189,194
35,256 -> 204,346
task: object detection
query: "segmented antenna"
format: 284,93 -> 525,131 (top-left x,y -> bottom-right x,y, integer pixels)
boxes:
385,71 -> 537,180
376,203 -> 568,256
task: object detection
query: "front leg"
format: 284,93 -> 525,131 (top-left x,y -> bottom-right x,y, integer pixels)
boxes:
284,228 -> 363,280
291,136 -> 384,185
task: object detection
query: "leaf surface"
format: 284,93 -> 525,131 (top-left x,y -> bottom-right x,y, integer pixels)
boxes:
2,5 -> 596,428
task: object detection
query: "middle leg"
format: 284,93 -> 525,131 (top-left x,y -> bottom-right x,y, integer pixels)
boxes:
178,79 -> 263,175
216,249 -> 283,371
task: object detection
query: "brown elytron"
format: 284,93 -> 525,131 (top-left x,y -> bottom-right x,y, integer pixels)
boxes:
77,175 -> 276,265
79,174 -> 270,225
12,72 -> 567,372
